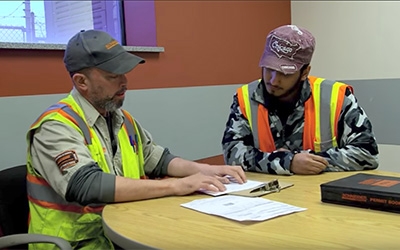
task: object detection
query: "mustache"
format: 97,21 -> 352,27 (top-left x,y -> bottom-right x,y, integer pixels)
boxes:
115,87 -> 127,95
266,82 -> 282,90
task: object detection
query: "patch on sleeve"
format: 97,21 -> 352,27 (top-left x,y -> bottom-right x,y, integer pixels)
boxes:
54,150 -> 79,173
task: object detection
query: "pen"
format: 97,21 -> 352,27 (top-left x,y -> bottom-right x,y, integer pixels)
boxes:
129,135 -> 137,153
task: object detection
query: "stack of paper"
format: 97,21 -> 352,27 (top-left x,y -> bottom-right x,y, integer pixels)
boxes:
181,195 -> 306,222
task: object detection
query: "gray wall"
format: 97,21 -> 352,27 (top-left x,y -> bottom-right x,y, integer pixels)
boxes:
345,79 -> 400,145
0,94 -> 65,169
1,80 -> 399,172
0,84 -> 241,170
291,1 -> 400,172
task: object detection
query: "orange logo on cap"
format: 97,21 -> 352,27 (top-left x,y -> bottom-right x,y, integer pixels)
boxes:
105,40 -> 119,50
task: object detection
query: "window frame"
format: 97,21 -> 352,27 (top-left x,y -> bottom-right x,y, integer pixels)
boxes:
0,0 -> 163,52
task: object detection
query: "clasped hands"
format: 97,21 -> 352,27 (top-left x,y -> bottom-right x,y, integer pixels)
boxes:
276,148 -> 329,175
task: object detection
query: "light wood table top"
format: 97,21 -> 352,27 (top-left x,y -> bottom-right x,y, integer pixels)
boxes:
103,170 -> 400,249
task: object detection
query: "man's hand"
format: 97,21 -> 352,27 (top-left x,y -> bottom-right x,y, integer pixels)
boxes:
197,164 -> 247,184
169,172 -> 228,196
290,152 -> 328,175
114,172 -> 231,201
165,158 -> 246,195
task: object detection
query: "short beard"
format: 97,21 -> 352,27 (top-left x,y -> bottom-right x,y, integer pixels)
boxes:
93,97 -> 123,113
261,65 -> 308,101
276,75 -> 303,100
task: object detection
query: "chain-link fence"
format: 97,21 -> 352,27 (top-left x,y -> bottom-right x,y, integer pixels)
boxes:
0,26 -> 26,43
0,0 -> 42,43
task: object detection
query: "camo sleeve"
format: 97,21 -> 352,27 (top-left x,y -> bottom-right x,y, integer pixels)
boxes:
314,88 -> 379,171
222,93 -> 293,175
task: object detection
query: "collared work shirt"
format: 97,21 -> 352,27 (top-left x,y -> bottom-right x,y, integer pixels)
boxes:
30,89 -> 166,197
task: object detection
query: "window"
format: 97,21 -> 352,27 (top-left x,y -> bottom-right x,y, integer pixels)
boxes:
0,0 -> 157,47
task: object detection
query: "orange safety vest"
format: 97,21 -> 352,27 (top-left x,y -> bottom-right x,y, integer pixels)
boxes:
237,76 -> 353,152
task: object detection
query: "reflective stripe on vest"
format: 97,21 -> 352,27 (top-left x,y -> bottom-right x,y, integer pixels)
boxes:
26,174 -> 103,214
43,103 -> 140,150
27,103 -> 102,214
121,109 -> 139,151
310,77 -> 348,151
237,77 -> 350,152
237,81 -> 273,151
120,109 -> 146,178
26,95 -> 144,246
30,102 -> 92,145
27,98 -> 144,212
59,103 -> 92,145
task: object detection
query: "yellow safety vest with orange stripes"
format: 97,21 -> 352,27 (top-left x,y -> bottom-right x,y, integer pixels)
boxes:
26,94 -> 145,249
237,76 -> 353,152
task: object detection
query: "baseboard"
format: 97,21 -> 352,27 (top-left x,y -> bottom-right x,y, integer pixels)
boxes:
195,154 -> 225,165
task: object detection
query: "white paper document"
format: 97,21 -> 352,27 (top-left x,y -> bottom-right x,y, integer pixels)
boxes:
181,195 -> 306,222
200,179 -> 266,196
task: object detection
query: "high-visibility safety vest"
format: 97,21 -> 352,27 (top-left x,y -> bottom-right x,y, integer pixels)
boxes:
26,94 -> 145,249
237,76 -> 353,153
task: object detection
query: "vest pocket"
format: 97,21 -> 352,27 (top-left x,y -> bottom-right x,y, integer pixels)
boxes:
62,219 -> 103,241
40,214 -> 103,242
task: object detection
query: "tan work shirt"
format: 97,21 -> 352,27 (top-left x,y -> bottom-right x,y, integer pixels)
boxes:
30,88 -> 165,198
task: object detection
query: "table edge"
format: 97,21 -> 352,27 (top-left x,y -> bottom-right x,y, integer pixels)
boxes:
102,214 -> 157,250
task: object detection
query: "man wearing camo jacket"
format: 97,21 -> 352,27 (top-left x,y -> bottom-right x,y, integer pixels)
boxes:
222,24 -> 379,175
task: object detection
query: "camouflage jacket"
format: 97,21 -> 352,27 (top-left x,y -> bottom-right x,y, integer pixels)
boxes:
222,78 -> 379,175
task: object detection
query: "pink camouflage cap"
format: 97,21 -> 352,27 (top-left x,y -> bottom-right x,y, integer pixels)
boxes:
259,25 -> 316,74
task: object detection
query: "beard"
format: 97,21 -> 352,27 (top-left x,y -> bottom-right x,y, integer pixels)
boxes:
266,74 -> 303,100
95,97 -> 124,113
90,88 -> 126,113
